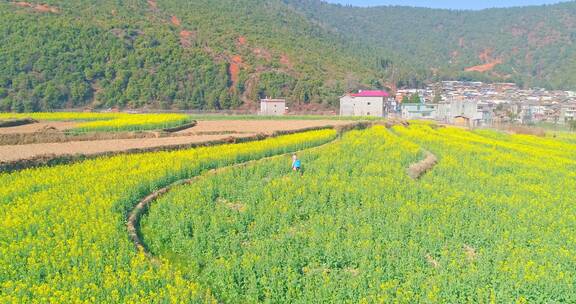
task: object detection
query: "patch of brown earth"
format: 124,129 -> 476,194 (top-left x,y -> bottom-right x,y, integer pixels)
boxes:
177,120 -> 353,135
525,52 -> 533,65
450,50 -> 459,61
463,244 -> 477,262
0,134 -> 256,162
147,0 -> 157,10
12,2 -> 59,13
465,59 -> 503,73
465,48 -> 503,73
170,16 -> 181,26
0,120 -> 357,163
179,30 -> 195,48
237,36 -> 247,46
280,54 -> 293,69
527,22 -> 564,47
253,48 -> 272,61
229,55 -> 244,87
0,121 -> 77,135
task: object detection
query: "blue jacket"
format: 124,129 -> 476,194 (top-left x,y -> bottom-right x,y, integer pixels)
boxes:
292,159 -> 301,169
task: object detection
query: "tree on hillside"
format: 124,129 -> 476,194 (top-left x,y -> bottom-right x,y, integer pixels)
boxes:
410,93 -> 421,104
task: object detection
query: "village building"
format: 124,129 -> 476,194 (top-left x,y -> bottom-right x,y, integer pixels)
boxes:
437,100 -> 484,127
339,90 -> 389,117
560,103 -> 576,124
400,102 -> 438,120
260,98 -> 286,116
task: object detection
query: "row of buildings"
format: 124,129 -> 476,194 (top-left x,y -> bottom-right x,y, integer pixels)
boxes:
338,82 -> 576,127
259,81 -> 576,127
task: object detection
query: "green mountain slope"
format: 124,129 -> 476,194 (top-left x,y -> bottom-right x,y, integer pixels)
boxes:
286,0 -> 576,89
1,0 -> 575,112
0,0 -> 386,111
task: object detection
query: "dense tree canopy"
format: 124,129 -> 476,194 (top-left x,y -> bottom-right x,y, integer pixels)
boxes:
0,0 -> 575,112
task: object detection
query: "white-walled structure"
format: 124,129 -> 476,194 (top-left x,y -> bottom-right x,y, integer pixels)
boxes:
339,90 -> 389,117
260,98 -> 286,116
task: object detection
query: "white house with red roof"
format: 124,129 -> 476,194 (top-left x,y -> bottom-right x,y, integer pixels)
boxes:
339,90 -> 389,117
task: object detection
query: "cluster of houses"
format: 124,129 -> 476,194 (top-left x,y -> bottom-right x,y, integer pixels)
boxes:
337,89 -> 485,127
259,81 -> 576,127
337,81 -> 576,127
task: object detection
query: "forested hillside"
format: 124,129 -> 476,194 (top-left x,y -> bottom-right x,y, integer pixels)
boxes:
1,0 -> 575,112
0,0 -> 381,111
286,0 -> 576,89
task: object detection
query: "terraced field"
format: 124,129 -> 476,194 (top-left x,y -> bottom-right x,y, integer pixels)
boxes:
0,112 -> 194,133
2,124 -> 576,302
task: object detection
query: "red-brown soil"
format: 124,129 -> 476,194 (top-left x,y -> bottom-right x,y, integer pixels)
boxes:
13,2 -> 59,13
465,59 -> 503,73
147,0 -> 157,9
280,54 -> 293,69
180,30 -> 195,48
229,55 -> 244,87
253,48 -> 272,61
237,36 -> 247,46
170,16 -> 181,26
465,48 -> 503,73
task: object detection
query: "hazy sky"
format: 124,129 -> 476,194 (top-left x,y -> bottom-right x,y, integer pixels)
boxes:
325,0 -> 566,10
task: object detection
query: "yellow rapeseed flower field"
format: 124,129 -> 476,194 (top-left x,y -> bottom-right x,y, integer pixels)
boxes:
0,112 -> 193,132
0,129 -> 336,303
2,124 -> 576,302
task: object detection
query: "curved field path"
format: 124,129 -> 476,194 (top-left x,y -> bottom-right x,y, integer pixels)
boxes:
127,138 -> 338,255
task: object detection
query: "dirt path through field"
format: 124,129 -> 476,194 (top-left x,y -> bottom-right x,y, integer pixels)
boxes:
127,138 -> 339,256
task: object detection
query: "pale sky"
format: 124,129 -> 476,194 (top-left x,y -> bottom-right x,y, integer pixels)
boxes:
325,0 -> 567,9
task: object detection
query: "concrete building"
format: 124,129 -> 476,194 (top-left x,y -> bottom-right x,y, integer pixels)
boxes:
339,90 -> 388,117
437,99 -> 484,127
401,102 -> 438,120
560,103 -> 576,124
260,98 -> 286,116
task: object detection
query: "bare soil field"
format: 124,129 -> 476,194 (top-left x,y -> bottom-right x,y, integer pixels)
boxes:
0,134 -> 255,162
178,120 -> 353,135
0,121 -> 77,134
0,120 -> 354,163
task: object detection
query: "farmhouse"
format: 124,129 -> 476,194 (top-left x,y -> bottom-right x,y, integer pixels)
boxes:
260,98 -> 286,116
339,90 -> 389,117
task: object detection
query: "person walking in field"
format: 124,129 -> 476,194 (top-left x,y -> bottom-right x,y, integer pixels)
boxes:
292,154 -> 302,175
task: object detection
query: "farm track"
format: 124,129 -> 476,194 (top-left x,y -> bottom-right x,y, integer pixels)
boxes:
127,138 -> 339,257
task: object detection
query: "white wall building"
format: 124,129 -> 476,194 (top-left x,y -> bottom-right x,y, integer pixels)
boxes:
260,98 -> 286,116
437,100 -> 484,126
339,90 -> 388,117
560,103 -> 576,124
